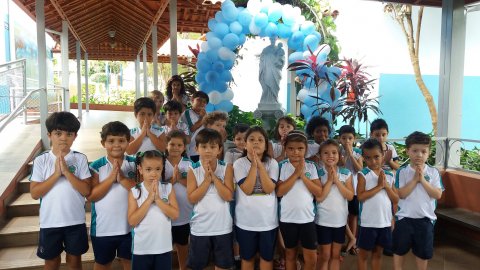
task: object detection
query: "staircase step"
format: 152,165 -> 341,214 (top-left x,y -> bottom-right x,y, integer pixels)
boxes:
0,214 -> 91,248
0,243 -> 123,270
7,193 -> 91,218
18,177 -> 30,194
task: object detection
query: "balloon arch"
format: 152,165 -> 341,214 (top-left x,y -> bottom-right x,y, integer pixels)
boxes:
195,0 -> 341,119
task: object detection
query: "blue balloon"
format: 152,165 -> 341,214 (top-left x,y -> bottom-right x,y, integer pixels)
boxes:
216,82 -> 228,92
208,36 -> 222,49
213,61 -> 225,72
221,0 -> 235,9
229,21 -> 243,35
264,22 -> 278,37
260,5 -> 269,14
291,31 -> 305,44
223,33 -> 240,50
197,52 -> 207,61
216,100 -> 234,112
206,71 -> 220,83
254,13 -> 268,28
301,21 -> 315,36
303,34 -> 320,51
214,23 -> 230,38
205,103 -> 216,113
278,23 -> 292,39
312,31 -> 322,43
215,11 -> 225,23
238,34 -> 246,45
221,70 -> 232,82
268,5 -> 282,22
288,51 -> 303,63
238,10 -> 253,27
208,19 -> 217,32
206,32 -> 217,41
222,59 -> 235,69
222,5 -> 239,22
196,72 -> 206,83
206,49 -> 219,61
197,59 -> 211,71
304,95 -> 317,107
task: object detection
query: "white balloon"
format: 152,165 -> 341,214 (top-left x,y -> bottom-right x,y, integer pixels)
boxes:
223,88 -> 234,100
297,88 -> 309,102
218,47 -> 236,61
314,44 -> 331,56
303,50 -> 312,59
209,91 -> 222,105
293,6 -> 301,18
249,19 -> 261,35
200,41 -> 209,52
247,0 -> 262,14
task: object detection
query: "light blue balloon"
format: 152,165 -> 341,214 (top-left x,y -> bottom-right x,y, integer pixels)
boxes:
208,36 -> 222,49
303,34 -> 320,51
301,21 -> 315,36
268,7 -> 282,22
222,5 -> 239,22
254,13 -> 268,28
206,32 -> 217,41
206,71 -> 220,83
213,61 -> 225,72
288,51 -> 303,63
229,21 -> 243,35
222,59 -> 235,69
214,23 -> 230,38
260,5 -> 269,14
216,100 -> 234,112
223,33 -> 240,50
195,72 -> 206,84
218,47 -> 236,62
238,10 -> 253,27
205,103 -> 216,113
197,59 -> 211,71
199,82 -> 208,92
312,31 -> 322,43
238,34 -> 246,45
291,31 -> 305,44
208,19 -> 217,32
216,82 -> 228,92
278,23 -> 292,39
206,49 -> 219,61
221,0 -> 235,9
221,70 -> 232,82
197,52 -> 207,61
264,22 -> 278,37
215,11 -> 225,23
283,13 -> 295,26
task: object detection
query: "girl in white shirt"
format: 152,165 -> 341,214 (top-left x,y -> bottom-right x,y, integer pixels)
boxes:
233,126 -> 279,270
128,150 -> 179,270
268,116 -> 295,162
315,139 -> 354,270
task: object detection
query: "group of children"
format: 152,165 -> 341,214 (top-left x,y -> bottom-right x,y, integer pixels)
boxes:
30,85 -> 444,270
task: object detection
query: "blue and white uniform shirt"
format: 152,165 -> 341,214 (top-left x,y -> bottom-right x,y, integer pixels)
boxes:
130,125 -> 164,153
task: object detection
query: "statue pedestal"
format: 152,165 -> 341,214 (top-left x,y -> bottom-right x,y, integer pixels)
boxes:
254,103 -> 285,132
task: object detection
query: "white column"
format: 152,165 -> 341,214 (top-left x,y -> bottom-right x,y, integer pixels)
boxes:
135,54 -> 140,99
152,25 -> 158,90
36,0 -> 48,149
170,0 -> 178,75
61,20 -> 69,111
143,43 -> 148,96
76,40 -> 82,118
84,52 -> 89,112
437,0 -> 465,168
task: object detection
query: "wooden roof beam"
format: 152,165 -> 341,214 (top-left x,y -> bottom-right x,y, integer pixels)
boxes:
50,0 -> 87,52
137,0 -> 169,54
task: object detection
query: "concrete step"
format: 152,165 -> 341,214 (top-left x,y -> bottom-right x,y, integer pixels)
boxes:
18,177 -> 30,194
0,243 -> 123,270
0,214 -> 91,248
7,193 -> 91,218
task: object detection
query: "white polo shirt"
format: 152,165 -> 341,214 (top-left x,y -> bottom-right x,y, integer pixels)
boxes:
316,167 -> 352,227
271,141 -> 283,159
225,148 -> 244,165
395,164 -> 444,221
131,182 -> 173,255
382,143 -> 399,171
358,168 -> 395,228
30,150 -> 91,228
278,159 -> 319,223
187,127 -> 204,157
180,109 -> 201,132
233,157 -> 279,231
341,147 -> 362,194
306,140 -> 320,158
164,157 -> 193,226
161,121 -> 191,136
189,160 -> 232,236
89,155 -> 136,236
130,125 -> 164,153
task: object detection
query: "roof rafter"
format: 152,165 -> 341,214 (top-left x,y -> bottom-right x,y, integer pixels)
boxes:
49,0 -> 87,51
137,0 -> 170,55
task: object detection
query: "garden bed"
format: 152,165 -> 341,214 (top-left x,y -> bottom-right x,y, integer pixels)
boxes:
70,103 -> 133,112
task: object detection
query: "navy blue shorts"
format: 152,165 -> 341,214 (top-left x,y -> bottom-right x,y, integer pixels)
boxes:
235,226 -> 278,261
91,233 -> 132,264
316,225 -> 346,245
187,233 -> 234,270
132,252 -> 172,270
279,222 -> 317,250
357,226 -> 392,251
172,224 -> 190,245
392,217 -> 434,260
348,196 -> 359,216
37,223 -> 89,260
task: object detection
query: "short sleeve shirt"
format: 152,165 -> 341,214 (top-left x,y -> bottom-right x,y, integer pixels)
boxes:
30,150 -> 91,228
225,148 -> 244,164
306,140 -> 320,158
164,157 -> 193,226
382,143 -> 399,171
341,147 -> 362,193
395,164 -> 444,221
180,109 -> 201,132
233,157 -> 279,231
161,121 -> 190,136
130,125 -> 164,153
278,159 -> 319,223
316,167 -> 352,227
358,168 -> 395,228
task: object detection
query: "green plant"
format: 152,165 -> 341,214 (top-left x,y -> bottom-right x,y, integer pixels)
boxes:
226,105 -> 263,141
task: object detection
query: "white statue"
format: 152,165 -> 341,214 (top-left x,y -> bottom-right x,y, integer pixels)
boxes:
259,37 -> 285,104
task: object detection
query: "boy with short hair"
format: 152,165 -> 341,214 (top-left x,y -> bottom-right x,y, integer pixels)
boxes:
30,112 -> 91,270
370,119 -> 400,171
224,123 -> 249,165
393,131 -> 443,270
127,97 -> 166,154
305,116 -> 331,159
88,121 -> 137,270
187,111 -> 228,162
180,91 -> 209,134
161,100 -> 191,142
186,128 -> 235,270
356,138 -> 399,270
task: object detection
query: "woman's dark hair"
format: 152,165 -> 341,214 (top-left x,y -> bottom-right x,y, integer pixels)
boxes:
134,150 -> 165,199
305,116 -> 331,137
284,130 -> 308,148
241,126 -> 270,162
273,116 -> 296,140
166,75 -> 186,101
166,130 -> 188,157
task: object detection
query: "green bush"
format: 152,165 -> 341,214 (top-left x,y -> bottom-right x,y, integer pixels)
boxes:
225,105 -> 263,141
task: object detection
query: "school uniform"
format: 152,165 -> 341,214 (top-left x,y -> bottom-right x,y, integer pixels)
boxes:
161,122 -> 190,136
224,148 -> 244,165
180,109 -> 201,132
186,127 -> 203,161
382,143 -> 399,171
341,147 -> 362,216
270,141 -> 283,159
306,140 -> 320,158
130,125 -> 164,153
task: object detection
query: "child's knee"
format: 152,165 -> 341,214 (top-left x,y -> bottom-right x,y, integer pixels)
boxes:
285,249 -> 297,260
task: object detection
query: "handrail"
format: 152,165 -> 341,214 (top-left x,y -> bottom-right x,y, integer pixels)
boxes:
0,88 -> 43,133
0,58 -> 26,69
